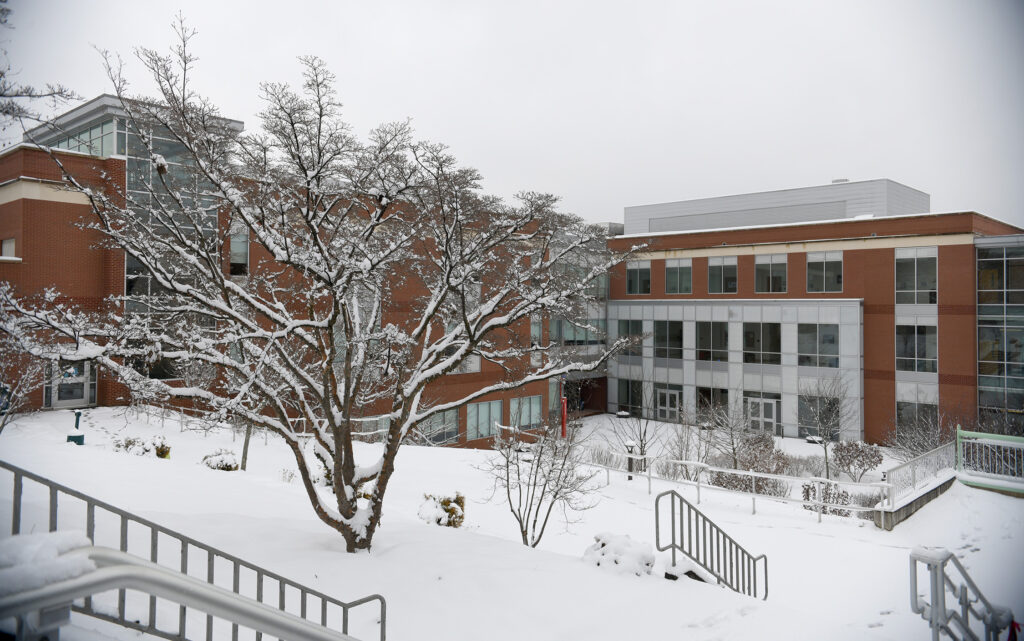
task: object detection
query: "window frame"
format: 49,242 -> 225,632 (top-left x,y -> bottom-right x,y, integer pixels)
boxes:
653,320 -> 683,360
467,399 -> 502,440
742,322 -> 782,364
896,324 -> 938,373
665,258 -> 692,295
708,256 -> 738,294
510,394 -> 543,428
754,254 -> 787,293
696,321 -> 729,362
625,261 -> 651,295
797,323 -> 839,368
806,251 -> 843,293
895,247 -> 937,304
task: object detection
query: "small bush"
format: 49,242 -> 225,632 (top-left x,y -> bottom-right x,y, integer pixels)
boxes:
583,533 -> 654,577
802,481 -> 850,517
784,454 -> 826,478
708,433 -> 789,497
418,493 -> 465,528
832,441 -> 883,482
113,435 -> 171,459
850,490 -> 884,521
202,449 -> 239,471
280,468 -> 296,483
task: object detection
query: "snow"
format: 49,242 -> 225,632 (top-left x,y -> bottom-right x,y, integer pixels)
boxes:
0,531 -> 95,597
582,533 -> 654,577
0,407 -> 1021,641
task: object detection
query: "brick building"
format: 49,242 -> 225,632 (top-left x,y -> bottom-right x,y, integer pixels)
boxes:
3,97 -> 1022,445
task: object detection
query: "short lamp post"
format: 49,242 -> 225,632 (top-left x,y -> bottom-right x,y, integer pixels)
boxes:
625,441 -> 636,480
66,409 -> 84,445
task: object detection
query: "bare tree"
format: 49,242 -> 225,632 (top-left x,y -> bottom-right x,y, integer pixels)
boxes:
604,388 -> 663,472
831,440 -> 883,482
883,405 -> 958,463
0,24 -> 630,552
0,333 -> 44,435
0,0 -> 78,137
798,376 -> 856,479
661,406 -> 715,481
706,397 -> 751,470
484,422 -> 597,548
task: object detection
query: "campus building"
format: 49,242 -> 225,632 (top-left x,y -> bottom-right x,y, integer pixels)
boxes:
606,180 -> 1022,443
3,97 -> 1023,445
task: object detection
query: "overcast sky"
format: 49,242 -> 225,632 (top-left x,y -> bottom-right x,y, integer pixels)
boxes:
6,0 -> 1024,227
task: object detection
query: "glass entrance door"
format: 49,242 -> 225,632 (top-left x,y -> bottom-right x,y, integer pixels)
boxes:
50,361 -> 94,409
656,389 -> 680,422
746,397 -> 779,435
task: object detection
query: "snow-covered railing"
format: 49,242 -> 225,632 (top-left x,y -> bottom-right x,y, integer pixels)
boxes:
883,442 -> 956,509
957,428 -> 1024,489
655,490 -> 768,600
0,544 -> 363,641
909,547 -> 1015,641
0,460 -> 387,641
586,447 -> 888,522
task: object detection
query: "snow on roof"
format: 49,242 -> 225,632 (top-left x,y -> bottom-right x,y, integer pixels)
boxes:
612,210 -> 1012,241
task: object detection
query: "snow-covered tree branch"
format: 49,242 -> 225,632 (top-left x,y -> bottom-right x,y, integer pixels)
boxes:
0,25 -> 632,551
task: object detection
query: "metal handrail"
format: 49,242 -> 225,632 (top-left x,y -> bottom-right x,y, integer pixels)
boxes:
0,547 -> 360,641
1,459 -> 386,641
909,547 -> 1014,641
654,490 -> 768,600
957,428 -> 1024,484
884,442 -> 957,509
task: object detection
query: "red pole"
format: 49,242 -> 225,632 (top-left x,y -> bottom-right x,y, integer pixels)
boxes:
561,396 -> 567,439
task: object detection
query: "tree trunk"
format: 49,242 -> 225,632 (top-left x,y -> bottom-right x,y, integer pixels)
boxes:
240,423 -> 253,471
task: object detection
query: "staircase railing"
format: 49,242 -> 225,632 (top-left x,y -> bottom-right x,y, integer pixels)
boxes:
0,460 -> 386,641
1,546 -> 361,641
957,428 -> 1024,487
654,490 -> 768,600
909,547 -> 1015,641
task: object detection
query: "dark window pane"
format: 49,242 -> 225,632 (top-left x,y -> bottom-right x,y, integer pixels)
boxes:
917,257 -> 937,292
771,262 -> 787,292
917,325 -> 937,360
807,261 -> 824,292
764,323 -> 781,353
895,325 -> 916,359
743,323 -> 761,352
895,258 -> 915,292
678,266 -> 692,293
825,260 -> 843,291
1008,259 -> 1024,290
639,268 -> 650,294
978,260 -> 1004,290
819,324 -> 839,356
666,268 -> 678,294
709,265 -> 722,293
723,264 -> 737,293
755,263 -> 771,293
798,324 -> 817,356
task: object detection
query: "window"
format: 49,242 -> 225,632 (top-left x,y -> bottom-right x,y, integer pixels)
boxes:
696,321 -> 728,362
230,232 -> 249,276
708,256 -> 737,294
530,315 -> 542,366
896,401 -> 938,426
617,379 -> 643,416
696,387 -> 728,417
654,321 -> 683,360
510,395 -> 542,428
626,261 -> 651,295
421,409 -> 459,444
806,251 -> 843,293
553,318 -> 606,345
895,247 -> 937,304
755,254 -> 787,293
1,238 -> 14,257
742,322 -> 781,364
797,324 -> 839,368
618,319 -> 643,356
467,400 -> 502,440
896,325 -> 937,373
797,395 -> 840,440
665,259 -> 692,294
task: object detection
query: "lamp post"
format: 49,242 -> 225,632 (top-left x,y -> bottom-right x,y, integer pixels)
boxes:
560,375 -> 567,439
625,440 -> 636,480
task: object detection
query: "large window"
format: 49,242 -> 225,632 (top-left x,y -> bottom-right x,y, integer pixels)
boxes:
806,251 -> 843,293
552,318 -> 606,345
617,379 -> 643,417
895,247 -> 937,304
742,322 -> 781,364
421,409 -> 459,444
510,395 -> 542,428
626,261 -> 651,295
977,246 -> 1024,415
230,232 -> 249,276
696,387 -> 728,415
696,321 -> 728,362
798,323 -> 839,368
467,400 -> 502,440
797,395 -> 840,440
1,238 -> 14,257
618,319 -> 643,356
708,256 -> 738,294
755,254 -> 787,293
895,401 -> 938,426
654,320 -> 683,360
896,325 -> 937,373
665,259 -> 692,294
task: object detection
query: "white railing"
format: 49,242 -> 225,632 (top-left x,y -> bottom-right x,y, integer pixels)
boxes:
883,442 -> 957,509
957,428 -> 1024,486
584,447 -> 888,522
0,546 -> 362,641
909,547 -> 1015,641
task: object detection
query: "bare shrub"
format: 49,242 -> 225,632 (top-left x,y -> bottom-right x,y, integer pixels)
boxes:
784,454 -> 826,478
832,441 -> 883,482
708,432 -> 789,497
801,481 -> 850,517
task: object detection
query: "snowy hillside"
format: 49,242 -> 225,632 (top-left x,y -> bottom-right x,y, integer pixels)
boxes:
1,407 -> 1021,640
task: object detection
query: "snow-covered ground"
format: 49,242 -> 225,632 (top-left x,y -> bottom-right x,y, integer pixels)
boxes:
1,407 -> 1021,640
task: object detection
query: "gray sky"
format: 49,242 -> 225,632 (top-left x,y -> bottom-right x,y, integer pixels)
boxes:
7,0 -> 1024,227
